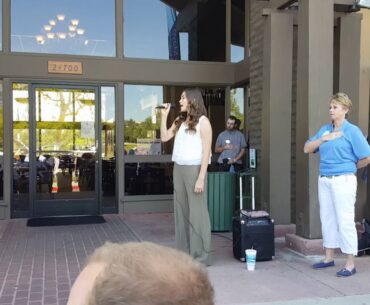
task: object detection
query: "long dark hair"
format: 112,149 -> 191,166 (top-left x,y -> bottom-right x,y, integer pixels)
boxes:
174,88 -> 207,134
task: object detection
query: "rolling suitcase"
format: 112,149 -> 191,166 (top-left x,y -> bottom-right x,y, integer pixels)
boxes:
232,171 -> 275,261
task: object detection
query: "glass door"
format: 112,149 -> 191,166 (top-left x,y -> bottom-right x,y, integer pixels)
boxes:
31,85 -> 99,216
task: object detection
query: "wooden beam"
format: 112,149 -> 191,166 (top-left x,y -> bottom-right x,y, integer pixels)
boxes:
268,0 -> 297,9
265,0 -> 354,10
262,8 -> 298,24
262,8 -> 349,26
334,0 -> 354,5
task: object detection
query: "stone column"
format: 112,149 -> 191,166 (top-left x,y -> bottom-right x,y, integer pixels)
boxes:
339,11 -> 370,134
295,0 -> 334,239
261,11 -> 293,224
339,11 -> 370,220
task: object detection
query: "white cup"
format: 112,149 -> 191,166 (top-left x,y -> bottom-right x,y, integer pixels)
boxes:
245,249 -> 257,271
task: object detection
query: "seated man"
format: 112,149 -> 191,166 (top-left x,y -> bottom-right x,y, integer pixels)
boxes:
215,115 -> 247,172
67,241 -> 214,305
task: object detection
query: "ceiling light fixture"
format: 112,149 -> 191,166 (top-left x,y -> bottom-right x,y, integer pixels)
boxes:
36,16 -> 87,44
57,32 -> 67,39
71,19 -> 79,26
57,14 -> 65,21
36,35 -> 45,44
76,28 -> 85,35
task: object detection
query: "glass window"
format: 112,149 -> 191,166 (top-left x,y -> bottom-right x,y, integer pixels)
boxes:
101,87 -> 116,210
230,87 -> 244,130
12,83 -> 30,212
125,162 -> 173,195
124,84 -> 178,197
11,0 -> 116,56
179,33 -> 189,61
0,81 -> 3,200
124,1 -> 171,60
231,0 -> 245,63
123,85 -> 229,197
124,85 -> 163,155
124,0 -> 226,62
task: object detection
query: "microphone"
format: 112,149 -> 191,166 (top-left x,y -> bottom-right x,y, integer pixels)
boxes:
155,103 -> 176,109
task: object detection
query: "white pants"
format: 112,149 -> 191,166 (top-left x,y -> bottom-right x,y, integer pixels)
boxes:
318,174 -> 357,255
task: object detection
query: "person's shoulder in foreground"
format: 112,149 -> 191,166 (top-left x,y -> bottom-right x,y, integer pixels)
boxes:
67,241 -> 214,305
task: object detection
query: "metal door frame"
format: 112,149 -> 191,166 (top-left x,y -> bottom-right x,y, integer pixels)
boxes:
29,83 -> 101,217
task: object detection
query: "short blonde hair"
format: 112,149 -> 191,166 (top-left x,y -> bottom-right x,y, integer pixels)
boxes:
330,92 -> 352,112
86,242 -> 214,305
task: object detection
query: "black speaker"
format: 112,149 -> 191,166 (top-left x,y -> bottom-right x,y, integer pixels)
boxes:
233,216 -> 275,261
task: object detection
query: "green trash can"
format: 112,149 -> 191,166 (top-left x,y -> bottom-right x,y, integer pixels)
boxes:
207,172 -> 236,232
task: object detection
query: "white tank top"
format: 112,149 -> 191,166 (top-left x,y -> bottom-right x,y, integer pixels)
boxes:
172,116 -> 206,165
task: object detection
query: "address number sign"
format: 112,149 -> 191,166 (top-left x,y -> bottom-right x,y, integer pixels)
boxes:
48,61 -> 83,74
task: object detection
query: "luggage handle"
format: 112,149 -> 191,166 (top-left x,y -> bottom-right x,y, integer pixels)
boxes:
239,174 -> 255,211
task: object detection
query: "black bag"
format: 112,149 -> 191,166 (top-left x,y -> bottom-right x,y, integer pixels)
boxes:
358,219 -> 370,256
232,171 -> 275,261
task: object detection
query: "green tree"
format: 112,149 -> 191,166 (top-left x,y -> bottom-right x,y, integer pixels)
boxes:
230,88 -> 244,127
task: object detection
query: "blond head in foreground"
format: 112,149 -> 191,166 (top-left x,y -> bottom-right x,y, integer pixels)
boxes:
67,241 -> 214,305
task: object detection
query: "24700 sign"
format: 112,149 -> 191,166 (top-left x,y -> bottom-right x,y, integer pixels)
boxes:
48,61 -> 83,74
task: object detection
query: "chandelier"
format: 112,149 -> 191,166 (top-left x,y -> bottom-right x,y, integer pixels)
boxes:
35,14 -> 86,45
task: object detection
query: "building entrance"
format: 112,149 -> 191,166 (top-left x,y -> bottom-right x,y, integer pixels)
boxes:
12,84 -> 102,217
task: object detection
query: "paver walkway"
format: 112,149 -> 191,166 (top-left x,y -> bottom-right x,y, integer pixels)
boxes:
0,216 -> 138,305
0,213 -> 370,305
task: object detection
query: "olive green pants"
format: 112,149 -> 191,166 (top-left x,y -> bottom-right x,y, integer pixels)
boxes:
173,163 -> 212,265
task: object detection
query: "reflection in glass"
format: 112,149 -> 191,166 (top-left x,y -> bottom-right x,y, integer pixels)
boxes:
124,85 -> 162,155
125,163 -> 173,195
123,85 -> 175,197
230,88 -> 244,129
231,0 -> 245,63
231,45 -> 244,63
124,0 -> 176,60
11,0 -> 116,56
0,81 -> 3,200
179,33 -> 189,61
12,83 -> 30,212
124,0 -> 226,62
101,87 -> 116,210
35,88 -> 96,201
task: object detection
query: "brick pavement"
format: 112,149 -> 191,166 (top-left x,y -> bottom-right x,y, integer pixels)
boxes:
0,215 -> 139,305
1,214 -> 370,305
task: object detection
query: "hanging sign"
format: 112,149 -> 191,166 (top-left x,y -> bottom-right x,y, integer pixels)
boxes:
48,61 -> 83,74
81,121 -> 95,139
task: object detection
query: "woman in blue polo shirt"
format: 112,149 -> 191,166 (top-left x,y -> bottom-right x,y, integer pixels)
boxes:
304,93 -> 370,277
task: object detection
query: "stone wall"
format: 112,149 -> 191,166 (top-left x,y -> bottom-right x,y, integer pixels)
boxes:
249,0 -> 269,210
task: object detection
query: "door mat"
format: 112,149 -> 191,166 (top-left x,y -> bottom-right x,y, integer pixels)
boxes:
27,215 -> 106,227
